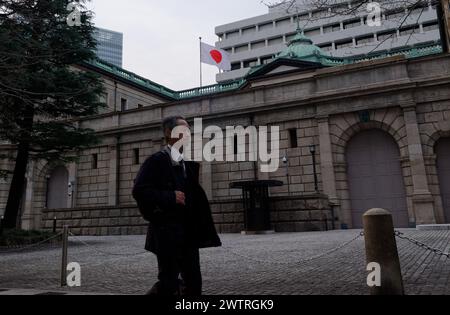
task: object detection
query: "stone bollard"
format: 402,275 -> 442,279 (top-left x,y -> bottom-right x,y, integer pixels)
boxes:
363,208 -> 404,295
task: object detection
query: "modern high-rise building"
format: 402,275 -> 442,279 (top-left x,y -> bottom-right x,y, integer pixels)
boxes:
93,27 -> 123,68
215,0 -> 441,82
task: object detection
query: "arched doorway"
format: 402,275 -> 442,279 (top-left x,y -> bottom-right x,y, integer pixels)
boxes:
346,130 -> 409,228
436,138 -> 450,223
46,166 -> 69,209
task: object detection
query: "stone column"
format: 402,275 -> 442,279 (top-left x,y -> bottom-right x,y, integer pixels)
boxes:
403,106 -> 436,225
317,117 -> 340,228
438,0 -> 450,53
256,123 -> 271,182
317,117 -> 338,204
108,138 -> 120,206
20,161 -> 35,230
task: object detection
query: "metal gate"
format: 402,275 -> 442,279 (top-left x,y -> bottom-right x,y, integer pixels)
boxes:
46,166 -> 69,209
346,130 -> 409,228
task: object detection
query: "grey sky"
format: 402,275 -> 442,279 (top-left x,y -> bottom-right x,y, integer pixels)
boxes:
88,0 -> 268,91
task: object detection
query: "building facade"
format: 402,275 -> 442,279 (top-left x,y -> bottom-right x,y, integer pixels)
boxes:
215,0 -> 441,82
0,32 -> 449,235
93,27 -> 124,68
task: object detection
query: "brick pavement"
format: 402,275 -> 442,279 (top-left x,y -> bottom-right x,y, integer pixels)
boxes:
0,230 -> 449,295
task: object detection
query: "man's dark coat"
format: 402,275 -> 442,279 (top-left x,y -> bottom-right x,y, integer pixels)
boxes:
132,150 -> 222,255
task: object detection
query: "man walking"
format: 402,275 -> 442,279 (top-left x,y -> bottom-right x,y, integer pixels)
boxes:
132,116 -> 222,296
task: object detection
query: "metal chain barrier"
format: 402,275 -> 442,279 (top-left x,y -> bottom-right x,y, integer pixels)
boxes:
220,231 -> 365,266
68,232 -> 148,257
0,232 -> 63,254
394,231 -> 450,259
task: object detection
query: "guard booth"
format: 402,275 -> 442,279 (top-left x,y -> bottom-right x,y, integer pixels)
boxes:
230,180 -> 283,234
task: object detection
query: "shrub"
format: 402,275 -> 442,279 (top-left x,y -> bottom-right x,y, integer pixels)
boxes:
0,229 -> 61,247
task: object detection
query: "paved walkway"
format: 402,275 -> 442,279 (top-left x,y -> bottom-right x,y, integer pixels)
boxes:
0,230 -> 449,295
0,288 -> 110,295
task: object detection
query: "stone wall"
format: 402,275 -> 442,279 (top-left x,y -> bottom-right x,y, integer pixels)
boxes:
118,141 -> 155,205
271,195 -> 334,232
42,206 -> 147,236
42,195 -> 332,236
76,147 -> 110,207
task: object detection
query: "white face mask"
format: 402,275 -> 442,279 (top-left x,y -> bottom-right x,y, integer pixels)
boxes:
168,145 -> 184,163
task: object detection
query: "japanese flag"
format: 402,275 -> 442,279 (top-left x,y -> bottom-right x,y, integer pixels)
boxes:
200,42 -> 231,71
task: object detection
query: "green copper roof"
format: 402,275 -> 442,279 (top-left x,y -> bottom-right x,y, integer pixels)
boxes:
277,28 -> 330,64
87,40 -> 443,101
86,60 -> 179,100
275,28 -> 443,68
85,59 -> 246,101
288,29 -> 314,45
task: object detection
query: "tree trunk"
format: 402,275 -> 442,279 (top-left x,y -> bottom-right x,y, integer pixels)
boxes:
3,141 -> 30,229
3,104 -> 35,230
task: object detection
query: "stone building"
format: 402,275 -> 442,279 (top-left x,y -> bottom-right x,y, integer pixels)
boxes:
1,31 -> 449,235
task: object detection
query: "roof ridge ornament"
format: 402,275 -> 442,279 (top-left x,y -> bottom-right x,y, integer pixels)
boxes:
288,14 -> 313,47
296,12 -> 301,33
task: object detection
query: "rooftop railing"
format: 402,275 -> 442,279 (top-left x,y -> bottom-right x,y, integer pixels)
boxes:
176,79 -> 246,99
88,41 -> 443,101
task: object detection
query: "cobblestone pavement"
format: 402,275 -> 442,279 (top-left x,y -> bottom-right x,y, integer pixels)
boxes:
0,229 -> 449,295
0,288 -> 111,295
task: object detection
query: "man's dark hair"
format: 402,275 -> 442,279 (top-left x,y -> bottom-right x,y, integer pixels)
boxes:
162,116 -> 186,134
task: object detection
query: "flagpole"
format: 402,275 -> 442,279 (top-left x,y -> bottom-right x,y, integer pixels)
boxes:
199,36 -> 203,88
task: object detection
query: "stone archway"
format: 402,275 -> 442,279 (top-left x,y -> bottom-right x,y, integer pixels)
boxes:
346,129 -> 409,228
46,165 -> 69,209
436,138 -> 450,223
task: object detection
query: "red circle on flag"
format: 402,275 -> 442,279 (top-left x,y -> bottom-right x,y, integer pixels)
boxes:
210,50 -> 223,64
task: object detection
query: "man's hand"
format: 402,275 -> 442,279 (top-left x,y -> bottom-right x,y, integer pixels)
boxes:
175,191 -> 186,206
